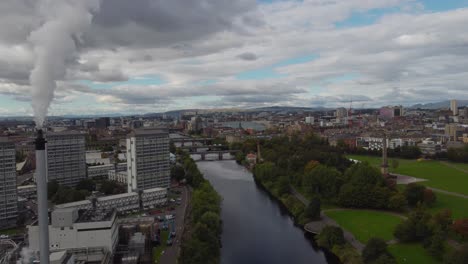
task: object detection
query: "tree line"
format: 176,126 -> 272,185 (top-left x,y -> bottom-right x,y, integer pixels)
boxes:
178,151 -> 222,264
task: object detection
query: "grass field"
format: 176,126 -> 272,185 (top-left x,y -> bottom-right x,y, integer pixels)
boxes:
388,243 -> 440,264
429,191 -> 468,220
325,209 -> 403,243
347,155 -> 468,195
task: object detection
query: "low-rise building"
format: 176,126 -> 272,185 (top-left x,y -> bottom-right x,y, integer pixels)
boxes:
28,208 -> 118,255
418,138 -> 442,155
108,170 -> 128,184
96,192 -> 140,213
141,187 -> 168,209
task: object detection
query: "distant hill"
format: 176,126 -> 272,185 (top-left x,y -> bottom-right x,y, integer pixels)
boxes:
410,100 -> 468,109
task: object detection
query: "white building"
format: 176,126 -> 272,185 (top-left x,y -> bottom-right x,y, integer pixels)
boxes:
108,170 -> 128,184
141,187 -> 168,209
87,164 -> 114,179
305,116 -> 314,124
28,208 -> 118,255
0,138 -> 18,229
54,188 -> 168,214
46,132 -> 86,187
96,192 -> 140,213
127,129 -> 170,192
451,99 -> 458,116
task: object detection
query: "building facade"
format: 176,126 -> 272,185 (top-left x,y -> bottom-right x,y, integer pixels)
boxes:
450,99 -> 458,116
0,138 -> 18,229
127,130 -> 170,192
46,132 -> 86,187
28,208 -> 118,254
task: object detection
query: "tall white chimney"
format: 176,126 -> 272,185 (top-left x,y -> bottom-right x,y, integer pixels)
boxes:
35,129 -> 49,264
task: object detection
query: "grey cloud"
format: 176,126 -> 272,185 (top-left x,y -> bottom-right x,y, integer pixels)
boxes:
237,52 -> 258,61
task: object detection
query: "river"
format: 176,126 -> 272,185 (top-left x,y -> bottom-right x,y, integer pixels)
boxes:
197,160 -> 337,264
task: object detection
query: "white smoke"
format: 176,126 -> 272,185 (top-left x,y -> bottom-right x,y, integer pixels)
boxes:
29,0 -> 100,128
16,247 -> 35,264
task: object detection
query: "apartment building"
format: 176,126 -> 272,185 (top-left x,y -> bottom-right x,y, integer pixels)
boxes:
0,138 -> 18,229
127,129 -> 170,192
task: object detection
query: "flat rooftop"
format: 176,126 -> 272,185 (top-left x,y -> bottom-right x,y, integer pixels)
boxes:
76,208 -> 115,223
128,129 -> 168,138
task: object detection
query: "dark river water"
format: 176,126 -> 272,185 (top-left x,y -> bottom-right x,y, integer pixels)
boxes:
197,160 -> 336,264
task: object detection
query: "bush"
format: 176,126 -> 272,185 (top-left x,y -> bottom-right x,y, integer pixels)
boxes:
452,218 -> 468,239
443,245 -> 468,264
304,196 -> 321,220
388,193 -> 407,211
404,183 -> 426,207
362,238 -> 391,263
317,226 -> 345,249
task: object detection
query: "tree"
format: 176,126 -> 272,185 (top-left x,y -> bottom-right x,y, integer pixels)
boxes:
404,183 -> 426,207
388,193 -> 407,211
304,196 -> 321,220
427,229 -> 445,259
362,238 -> 391,264
423,189 -> 436,207
48,180 -> 59,199
77,179 -> 95,192
394,207 -> 432,242
317,226 -> 345,249
304,160 -> 320,173
99,180 -> 125,195
303,165 -> 344,199
452,218 -> 468,238
171,165 -> 186,181
276,176 -> 290,197
444,245 -> 468,264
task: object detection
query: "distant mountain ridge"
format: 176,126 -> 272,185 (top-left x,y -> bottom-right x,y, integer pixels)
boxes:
410,100 -> 468,109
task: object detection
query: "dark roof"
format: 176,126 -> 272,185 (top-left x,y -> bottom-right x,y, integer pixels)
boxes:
128,129 -> 168,138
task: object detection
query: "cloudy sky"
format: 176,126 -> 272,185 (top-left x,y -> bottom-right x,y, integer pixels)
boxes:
1,0 -> 468,116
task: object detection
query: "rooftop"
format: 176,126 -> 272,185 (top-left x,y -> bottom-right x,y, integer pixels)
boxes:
128,128 -> 168,138
97,192 -> 138,201
76,208 -> 116,223
46,130 -> 86,137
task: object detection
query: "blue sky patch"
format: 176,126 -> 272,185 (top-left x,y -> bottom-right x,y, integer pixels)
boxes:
80,75 -> 166,89
236,54 -> 318,80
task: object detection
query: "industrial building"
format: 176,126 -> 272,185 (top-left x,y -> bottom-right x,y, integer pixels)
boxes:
0,138 -> 18,229
28,208 -> 118,260
46,131 -> 86,187
127,129 -> 170,192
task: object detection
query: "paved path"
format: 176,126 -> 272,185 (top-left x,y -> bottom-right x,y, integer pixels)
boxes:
393,173 -> 468,199
440,161 -> 468,174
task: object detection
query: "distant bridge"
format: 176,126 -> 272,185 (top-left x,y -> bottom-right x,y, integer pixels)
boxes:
190,150 -> 240,161
179,145 -> 228,151
170,137 -> 215,146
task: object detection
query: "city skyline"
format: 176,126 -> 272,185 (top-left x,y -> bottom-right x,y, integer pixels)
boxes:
1,0 -> 468,117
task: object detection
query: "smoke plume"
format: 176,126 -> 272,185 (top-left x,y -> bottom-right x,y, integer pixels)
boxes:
29,0 -> 100,128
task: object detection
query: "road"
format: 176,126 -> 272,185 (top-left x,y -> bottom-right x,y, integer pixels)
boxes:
159,185 -> 190,264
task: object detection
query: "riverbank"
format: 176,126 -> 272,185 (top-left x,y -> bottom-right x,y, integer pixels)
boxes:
251,171 -> 344,264
178,154 -> 222,264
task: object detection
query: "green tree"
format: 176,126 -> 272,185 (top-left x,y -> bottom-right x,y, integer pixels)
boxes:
388,193 -> 407,211
77,178 -> 95,192
304,196 -> 321,220
276,176 -> 290,197
362,238 -> 391,264
317,226 -> 345,249
444,245 -> 468,264
404,183 -> 426,207
171,165 -> 186,181
427,229 -> 445,259
48,180 -> 59,199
